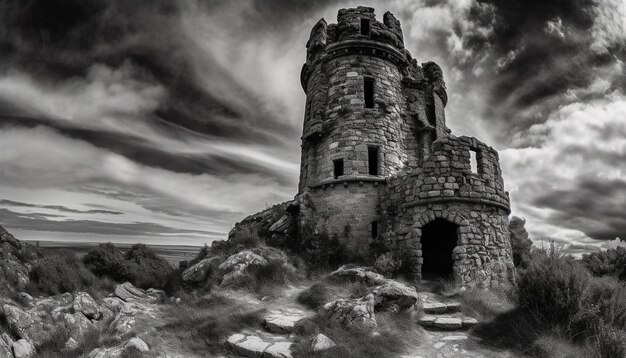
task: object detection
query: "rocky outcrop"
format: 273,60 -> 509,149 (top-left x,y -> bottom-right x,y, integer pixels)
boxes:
219,251 -> 267,287
87,337 -> 149,358
1,292 -> 99,346
311,333 -> 336,352
73,292 -> 101,320
329,265 -> 388,285
319,295 -> 377,331
11,339 -> 36,358
370,280 -> 419,310
0,225 -> 32,291
182,256 -> 222,283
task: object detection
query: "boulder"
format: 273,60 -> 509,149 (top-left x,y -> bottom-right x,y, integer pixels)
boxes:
65,337 -> 79,350
219,251 -> 267,274
12,339 -> 36,358
2,304 -> 35,339
0,335 -> 12,358
63,312 -> 93,340
182,256 -> 222,283
87,337 -> 149,358
329,266 -> 388,286
114,282 -> 151,302
370,281 -> 419,310
319,295 -> 377,331
269,214 -> 294,234
73,292 -> 101,320
311,333 -> 336,352
218,251 -> 267,287
16,292 -> 34,306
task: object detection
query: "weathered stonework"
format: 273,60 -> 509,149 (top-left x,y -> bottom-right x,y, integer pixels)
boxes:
296,7 -> 514,287
227,6 -> 514,288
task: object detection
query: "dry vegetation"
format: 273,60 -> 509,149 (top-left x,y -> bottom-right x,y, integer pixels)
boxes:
465,244 -> 626,358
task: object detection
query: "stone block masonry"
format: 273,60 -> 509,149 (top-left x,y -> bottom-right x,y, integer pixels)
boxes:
231,6 -> 514,288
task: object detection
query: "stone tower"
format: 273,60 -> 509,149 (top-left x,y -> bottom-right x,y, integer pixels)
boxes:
297,6 -> 514,287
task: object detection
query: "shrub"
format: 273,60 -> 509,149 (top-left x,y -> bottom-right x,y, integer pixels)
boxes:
118,244 -> 173,289
509,216 -> 533,267
27,250 -> 100,295
83,243 -> 125,279
517,252 -> 590,325
187,244 -> 210,268
582,246 -> 626,281
298,282 -> 331,309
159,294 -> 265,354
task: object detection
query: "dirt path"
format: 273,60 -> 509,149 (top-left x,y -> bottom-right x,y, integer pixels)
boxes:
125,283 -> 525,358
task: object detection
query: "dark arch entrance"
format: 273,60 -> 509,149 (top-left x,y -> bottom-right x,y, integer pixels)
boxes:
421,218 -> 459,279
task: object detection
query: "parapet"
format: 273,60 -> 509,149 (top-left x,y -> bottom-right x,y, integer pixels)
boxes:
383,135 -> 510,213
302,7 -> 410,91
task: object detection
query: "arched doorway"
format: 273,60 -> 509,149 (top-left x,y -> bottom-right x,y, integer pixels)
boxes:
421,218 -> 459,279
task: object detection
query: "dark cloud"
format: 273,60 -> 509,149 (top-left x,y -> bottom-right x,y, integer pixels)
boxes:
0,199 -> 123,215
533,177 -> 626,240
0,0 -> 300,145
464,0 -> 626,135
0,115 -> 295,185
0,208 -> 224,237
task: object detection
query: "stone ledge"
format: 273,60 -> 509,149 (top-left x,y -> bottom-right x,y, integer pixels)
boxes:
403,196 -> 511,214
308,175 -> 387,189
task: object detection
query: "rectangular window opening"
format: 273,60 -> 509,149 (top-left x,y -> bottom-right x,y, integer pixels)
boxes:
368,146 -> 379,175
360,18 -> 370,36
371,221 -> 378,239
333,158 -> 344,178
470,149 -> 479,173
364,77 -> 375,108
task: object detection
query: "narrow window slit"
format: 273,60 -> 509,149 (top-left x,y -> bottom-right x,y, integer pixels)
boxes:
371,221 -> 378,239
470,149 -> 478,173
364,77 -> 375,108
360,18 -> 370,36
368,146 -> 379,175
333,158 -> 344,178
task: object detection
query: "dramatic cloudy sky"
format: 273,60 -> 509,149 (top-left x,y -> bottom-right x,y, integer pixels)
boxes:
0,0 -> 624,251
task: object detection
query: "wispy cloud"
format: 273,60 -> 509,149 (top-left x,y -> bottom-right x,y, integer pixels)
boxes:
0,0 -> 624,250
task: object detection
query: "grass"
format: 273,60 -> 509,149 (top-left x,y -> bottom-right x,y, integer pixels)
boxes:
297,279 -> 369,310
468,246 -> 626,358
35,316 -> 133,358
158,293 -> 266,354
292,311 -> 421,358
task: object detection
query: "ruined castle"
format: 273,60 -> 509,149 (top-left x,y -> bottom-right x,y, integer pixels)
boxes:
231,7 -> 514,287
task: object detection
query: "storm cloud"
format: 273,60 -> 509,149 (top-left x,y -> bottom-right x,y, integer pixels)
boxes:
0,0 -> 624,249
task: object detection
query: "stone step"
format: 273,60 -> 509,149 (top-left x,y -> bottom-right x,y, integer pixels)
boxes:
262,308 -> 307,334
226,331 -> 293,358
418,315 -> 478,331
422,300 -> 461,314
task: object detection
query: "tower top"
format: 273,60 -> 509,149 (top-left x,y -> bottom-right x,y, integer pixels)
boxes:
301,6 -> 446,106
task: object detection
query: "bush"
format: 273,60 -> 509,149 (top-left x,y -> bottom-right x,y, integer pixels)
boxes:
118,244 -> 173,289
509,216 -> 533,267
83,243 -> 125,279
298,282 -> 331,310
27,250 -> 100,295
82,243 -> 174,290
582,246 -> 626,281
517,252 -> 590,325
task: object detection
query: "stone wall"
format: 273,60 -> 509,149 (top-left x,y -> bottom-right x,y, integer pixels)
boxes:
303,181 -> 384,261
291,6 -> 514,287
378,135 -> 514,287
